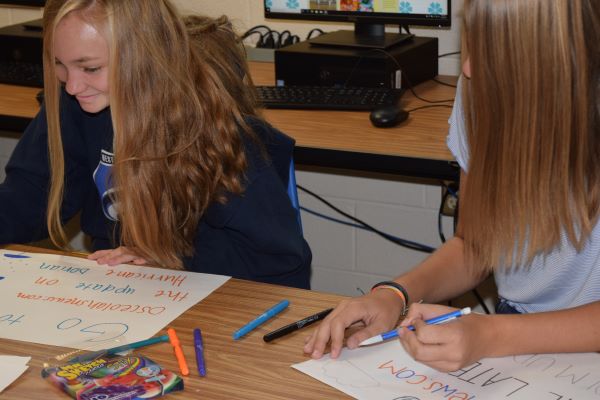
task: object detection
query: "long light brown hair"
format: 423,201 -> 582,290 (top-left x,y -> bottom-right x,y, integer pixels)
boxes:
43,0 -> 257,268
461,0 -> 600,269
184,15 -> 260,118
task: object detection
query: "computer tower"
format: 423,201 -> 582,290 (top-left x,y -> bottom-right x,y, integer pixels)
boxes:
274,36 -> 438,89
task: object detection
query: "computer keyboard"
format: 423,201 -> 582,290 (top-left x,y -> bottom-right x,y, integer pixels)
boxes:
0,60 -> 44,87
256,85 -> 403,111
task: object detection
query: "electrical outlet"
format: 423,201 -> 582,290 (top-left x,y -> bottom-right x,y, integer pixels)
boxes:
441,182 -> 458,217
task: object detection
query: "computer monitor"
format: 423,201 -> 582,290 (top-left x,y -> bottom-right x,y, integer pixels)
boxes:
265,0 -> 451,49
0,0 -> 45,6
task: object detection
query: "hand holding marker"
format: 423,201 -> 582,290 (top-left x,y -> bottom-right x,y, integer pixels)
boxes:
359,307 -> 472,346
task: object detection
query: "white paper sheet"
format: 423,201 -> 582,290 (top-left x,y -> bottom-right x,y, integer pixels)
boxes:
0,250 -> 229,350
0,355 -> 30,393
293,340 -> 600,399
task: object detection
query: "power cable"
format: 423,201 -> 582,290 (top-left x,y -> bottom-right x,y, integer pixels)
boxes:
298,185 -> 435,253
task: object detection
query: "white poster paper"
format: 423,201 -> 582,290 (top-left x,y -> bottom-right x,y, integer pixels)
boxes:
0,355 -> 30,393
294,340 -> 600,399
0,250 -> 229,349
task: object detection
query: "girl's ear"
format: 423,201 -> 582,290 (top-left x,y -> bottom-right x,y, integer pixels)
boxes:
462,57 -> 471,79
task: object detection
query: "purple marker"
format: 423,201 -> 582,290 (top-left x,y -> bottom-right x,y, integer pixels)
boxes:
193,328 -> 206,376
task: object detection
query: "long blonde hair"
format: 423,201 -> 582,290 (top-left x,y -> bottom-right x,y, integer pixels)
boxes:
461,0 -> 600,269
43,0 -> 255,268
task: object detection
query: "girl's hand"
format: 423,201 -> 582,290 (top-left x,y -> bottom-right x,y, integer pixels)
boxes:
304,289 -> 404,359
88,246 -> 148,266
398,303 -> 492,372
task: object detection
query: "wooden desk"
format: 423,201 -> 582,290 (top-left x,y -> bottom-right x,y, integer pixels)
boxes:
251,62 -> 458,180
0,83 -> 40,132
0,245 -> 350,399
0,62 -> 459,180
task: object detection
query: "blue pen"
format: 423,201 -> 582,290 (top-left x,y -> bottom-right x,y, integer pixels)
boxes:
193,328 -> 206,376
359,307 -> 472,346
233,300 -> 289,340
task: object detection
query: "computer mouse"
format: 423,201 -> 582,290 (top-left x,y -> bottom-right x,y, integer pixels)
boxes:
369,106 -> 409,128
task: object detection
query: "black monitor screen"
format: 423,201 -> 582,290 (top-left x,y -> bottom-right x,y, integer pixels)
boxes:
265,0 -> 451,27
0,0 -> 44,6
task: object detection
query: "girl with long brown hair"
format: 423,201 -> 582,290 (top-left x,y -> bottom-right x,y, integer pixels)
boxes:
305,0 -> 600,370
0,0 -> 311,289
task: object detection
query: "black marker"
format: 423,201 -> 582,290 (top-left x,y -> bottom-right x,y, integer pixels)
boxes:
263,308 -> 334,342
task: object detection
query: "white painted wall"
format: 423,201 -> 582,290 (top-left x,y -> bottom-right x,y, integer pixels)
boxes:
172,0 -> 463,75
0,1 -> 463,75
0,1 -> 492,309
0,4 -> 42,26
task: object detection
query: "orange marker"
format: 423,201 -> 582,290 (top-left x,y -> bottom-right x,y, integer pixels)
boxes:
167,328 -> 189,376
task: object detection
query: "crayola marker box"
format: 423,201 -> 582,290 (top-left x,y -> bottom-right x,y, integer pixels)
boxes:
42,355 -> 183,399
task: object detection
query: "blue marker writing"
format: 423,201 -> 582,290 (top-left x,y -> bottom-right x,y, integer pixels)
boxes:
4,254 -> 30,259
233,300 -> 289,340
359,307 -> 472,346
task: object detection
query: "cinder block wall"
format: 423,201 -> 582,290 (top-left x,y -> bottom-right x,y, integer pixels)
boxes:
298,169 -> 455,295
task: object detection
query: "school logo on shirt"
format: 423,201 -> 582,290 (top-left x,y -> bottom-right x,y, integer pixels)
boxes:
93,149 -> 118,221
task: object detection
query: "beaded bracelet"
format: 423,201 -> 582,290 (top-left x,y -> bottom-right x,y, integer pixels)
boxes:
371,281 -> 410,316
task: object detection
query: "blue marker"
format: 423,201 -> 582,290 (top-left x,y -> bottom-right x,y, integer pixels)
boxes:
233,300 -> 289,340
68,334 -> 170,363
359,307 -> 472,346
